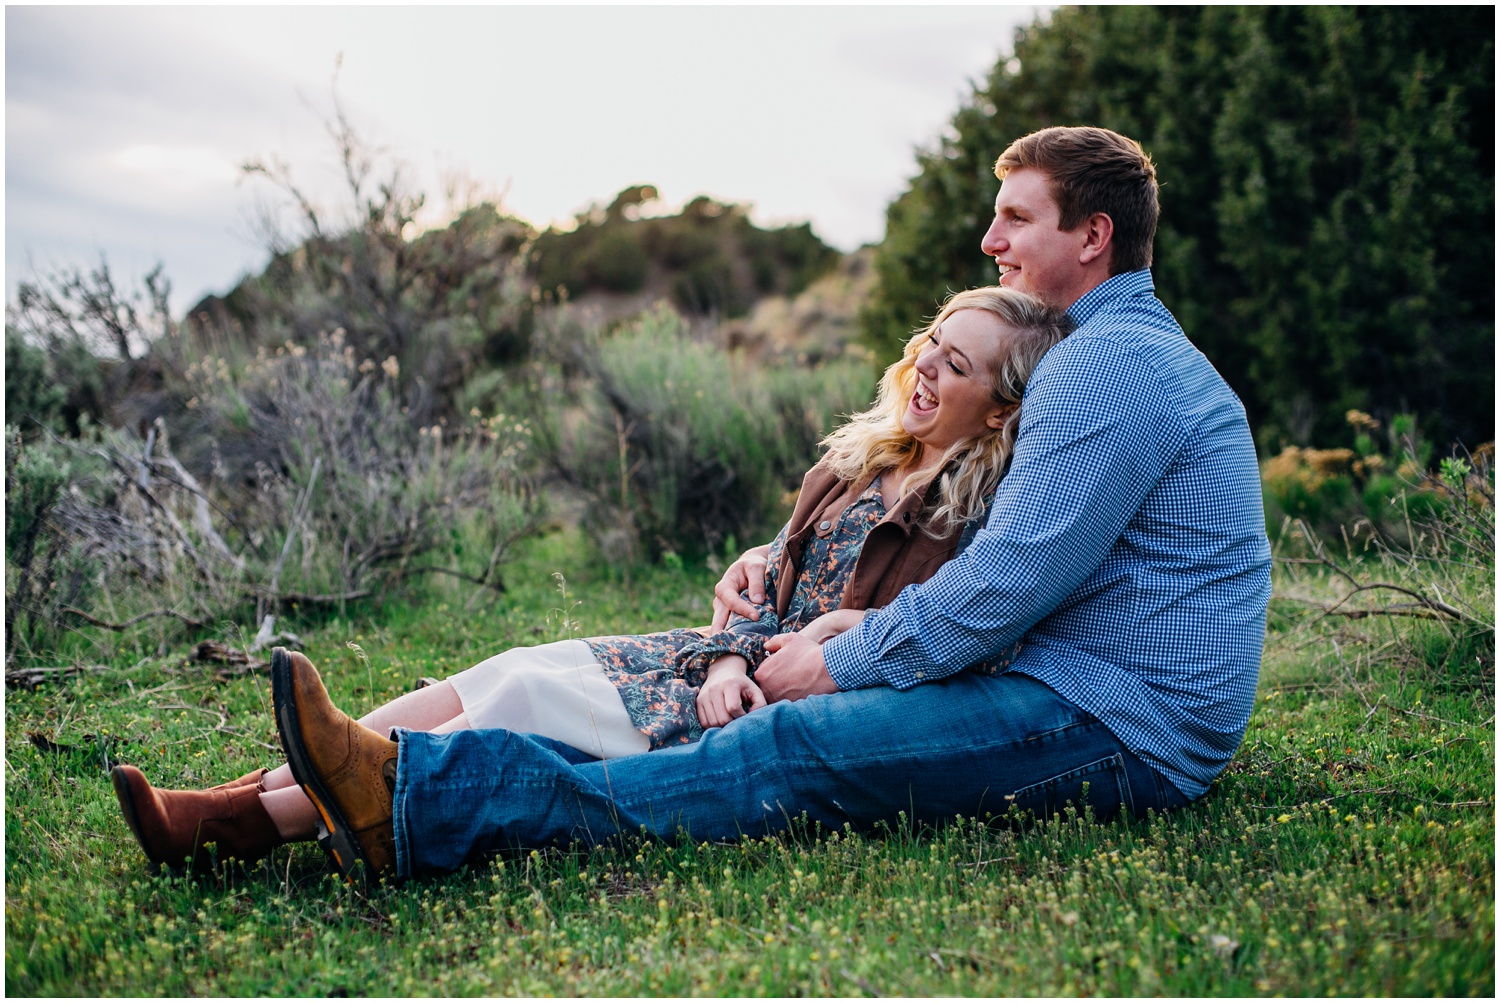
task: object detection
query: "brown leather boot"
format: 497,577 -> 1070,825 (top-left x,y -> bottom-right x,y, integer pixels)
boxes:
111,765 -> 283,874
210,767 -> 269,792
271,648 -> 398,883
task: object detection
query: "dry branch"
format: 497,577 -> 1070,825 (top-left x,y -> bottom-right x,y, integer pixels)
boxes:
5,664 -> 107,689
57,606 -> 211,631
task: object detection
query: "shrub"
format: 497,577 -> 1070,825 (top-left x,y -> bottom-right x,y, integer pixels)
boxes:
4,425 -> 105,653
4,330 -> 543,657
186,329 -> 544,609
581,228 -> 649,293
4,329 -> 66,439
1261,409 -> 1482,544
524,304 -> 874,562
1261,446 -> 1359,528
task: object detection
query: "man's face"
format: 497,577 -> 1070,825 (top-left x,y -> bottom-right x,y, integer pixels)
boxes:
980,167 -> 1092,309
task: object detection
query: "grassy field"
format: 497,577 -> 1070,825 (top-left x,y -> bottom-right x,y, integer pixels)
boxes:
5,529 -> 1493,996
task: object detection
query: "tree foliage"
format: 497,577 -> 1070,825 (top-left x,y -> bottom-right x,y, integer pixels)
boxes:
864,6 -> 1494,452
532,191 -> 840,319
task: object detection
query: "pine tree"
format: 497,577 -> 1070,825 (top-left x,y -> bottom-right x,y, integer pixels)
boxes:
864,6 -> 1494,451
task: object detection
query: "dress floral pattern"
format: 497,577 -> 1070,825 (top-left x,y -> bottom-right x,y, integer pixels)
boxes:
587,477 -> 886,749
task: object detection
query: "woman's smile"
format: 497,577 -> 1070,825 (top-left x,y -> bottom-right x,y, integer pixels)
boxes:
910,378 -> 939,414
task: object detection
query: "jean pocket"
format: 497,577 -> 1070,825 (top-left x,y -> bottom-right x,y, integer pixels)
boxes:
1006,754 -> 1133,822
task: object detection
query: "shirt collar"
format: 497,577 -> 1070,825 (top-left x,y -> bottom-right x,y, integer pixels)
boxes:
1067,269 -> 1155,328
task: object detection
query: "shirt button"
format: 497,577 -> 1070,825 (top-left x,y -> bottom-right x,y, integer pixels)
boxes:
915,671 -> 925,679
818,520 -> 831,530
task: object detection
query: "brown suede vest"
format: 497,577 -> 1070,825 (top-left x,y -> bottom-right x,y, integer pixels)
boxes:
772,460 -> 969,619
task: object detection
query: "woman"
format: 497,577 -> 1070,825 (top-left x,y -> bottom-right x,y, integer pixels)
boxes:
112,286 -> 1074,874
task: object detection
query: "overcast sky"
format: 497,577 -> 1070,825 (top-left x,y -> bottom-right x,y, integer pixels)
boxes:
6,5 -> 1042,314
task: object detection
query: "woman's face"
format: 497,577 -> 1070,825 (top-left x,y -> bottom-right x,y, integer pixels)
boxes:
902,308 -> 1012,452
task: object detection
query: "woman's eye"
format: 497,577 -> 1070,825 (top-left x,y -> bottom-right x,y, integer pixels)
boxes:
947,360 -> 965,376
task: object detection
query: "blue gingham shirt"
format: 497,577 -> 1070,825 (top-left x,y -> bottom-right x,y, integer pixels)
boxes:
823,270 -> 1271,799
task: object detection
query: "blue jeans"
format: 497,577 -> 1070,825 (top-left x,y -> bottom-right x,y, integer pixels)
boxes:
392,672 -> 1188,877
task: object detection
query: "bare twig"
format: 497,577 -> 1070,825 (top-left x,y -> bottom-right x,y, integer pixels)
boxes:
1404,735 -> 1473,761
256,588 -> 375,608
155,702 -> 229,730
57,606 -> 210,631
263,456 -> 322,621
1386,705 -> 1494,731
1319,581 -> 1479,626
88,444 -> 216,581
5,664 -> 107,689
149,441 -> 246,570
1330,640 -> 1375,714
214,724 -> 280,753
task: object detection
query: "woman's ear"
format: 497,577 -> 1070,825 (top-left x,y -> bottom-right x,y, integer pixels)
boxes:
985,404 -> 1018,431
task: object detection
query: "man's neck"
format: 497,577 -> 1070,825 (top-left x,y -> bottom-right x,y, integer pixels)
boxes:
1056,266 -> 1116,312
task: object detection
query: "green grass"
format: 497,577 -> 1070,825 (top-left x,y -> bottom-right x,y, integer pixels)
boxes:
6,528 -> 1493,996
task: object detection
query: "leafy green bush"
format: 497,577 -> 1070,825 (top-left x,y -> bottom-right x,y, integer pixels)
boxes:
530,188 -> 839,319
1261,409 -> 1487,545
4,331 -> 66,438
4,425 -> 105,653
524,304 -> 873,562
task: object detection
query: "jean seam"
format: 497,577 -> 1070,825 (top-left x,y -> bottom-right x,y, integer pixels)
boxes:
1011,754 -> 1125,801
1114,753 -> 1137,816
392,729 -> 412,879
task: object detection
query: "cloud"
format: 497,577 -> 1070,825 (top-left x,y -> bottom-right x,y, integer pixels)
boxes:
6,5 -> 1037,313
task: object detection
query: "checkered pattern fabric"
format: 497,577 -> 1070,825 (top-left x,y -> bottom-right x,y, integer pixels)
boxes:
823,271 -> 1271,799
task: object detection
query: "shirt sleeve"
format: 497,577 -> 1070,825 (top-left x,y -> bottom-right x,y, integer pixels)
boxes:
822,335 -> 1188,691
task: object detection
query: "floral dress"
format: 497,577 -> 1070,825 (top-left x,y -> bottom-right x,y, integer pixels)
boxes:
587,477 -> 887,749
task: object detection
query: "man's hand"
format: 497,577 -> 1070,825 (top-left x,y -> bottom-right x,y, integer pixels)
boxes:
695,655 -> 766,728
797,608 -> 866,644
710,544 -> 772,630
756,633 -> 839,703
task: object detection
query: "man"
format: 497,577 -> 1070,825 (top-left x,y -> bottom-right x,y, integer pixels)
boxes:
275,126 -> 1271,881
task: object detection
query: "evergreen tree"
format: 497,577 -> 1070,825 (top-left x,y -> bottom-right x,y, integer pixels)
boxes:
864,6 -> 1494,451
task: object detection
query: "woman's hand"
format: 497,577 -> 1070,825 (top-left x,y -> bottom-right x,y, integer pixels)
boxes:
797,608 -> 867,644
695,655 -> 767,728
710,544 -> 772,630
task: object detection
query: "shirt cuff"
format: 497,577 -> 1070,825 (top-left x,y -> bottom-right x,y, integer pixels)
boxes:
822,626 -> 885,690
674,631 -> 767,687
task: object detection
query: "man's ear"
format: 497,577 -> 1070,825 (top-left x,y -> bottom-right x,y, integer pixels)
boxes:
1078,212 -> 1114,267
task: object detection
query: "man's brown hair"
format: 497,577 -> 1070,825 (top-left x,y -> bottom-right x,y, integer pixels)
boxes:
995,126 -> 1159,274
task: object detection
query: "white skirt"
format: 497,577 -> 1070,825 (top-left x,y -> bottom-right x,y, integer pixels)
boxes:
445,639 -> 650,760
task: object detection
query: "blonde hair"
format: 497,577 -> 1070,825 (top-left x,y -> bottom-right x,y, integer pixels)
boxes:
822,286 -> 1074,535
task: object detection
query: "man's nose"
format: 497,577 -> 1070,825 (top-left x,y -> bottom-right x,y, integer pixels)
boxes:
980,221 -> 1005,255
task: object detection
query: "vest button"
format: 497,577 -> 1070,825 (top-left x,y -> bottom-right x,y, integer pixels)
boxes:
819,520 -> 831,531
